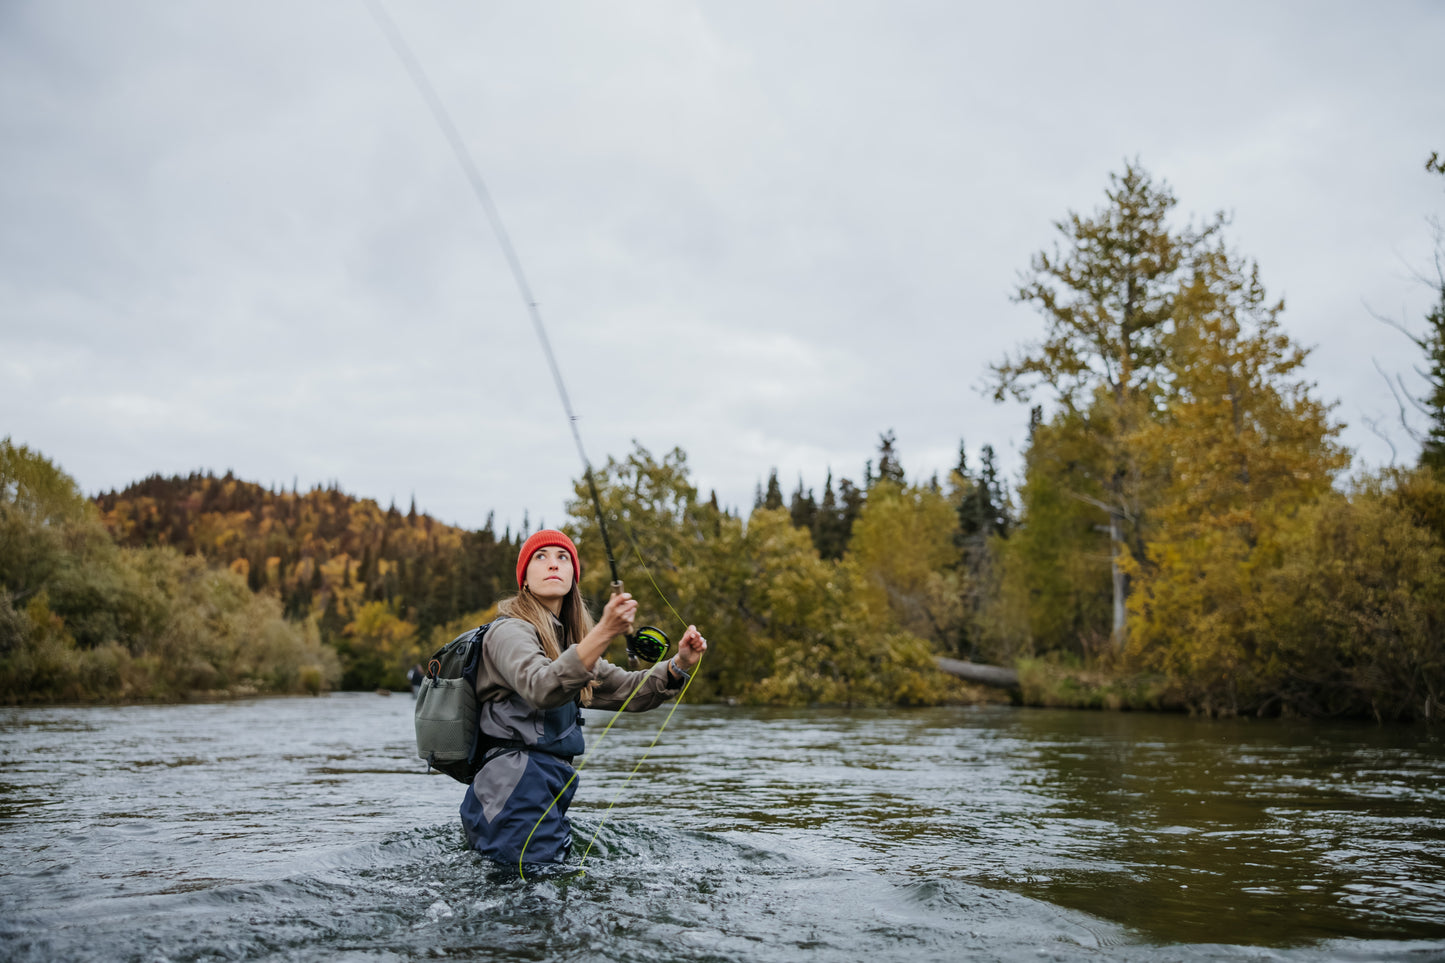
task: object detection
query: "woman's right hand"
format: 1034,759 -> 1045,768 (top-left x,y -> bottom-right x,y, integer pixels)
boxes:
574,590 -> 638,671
596,590 -> 638,639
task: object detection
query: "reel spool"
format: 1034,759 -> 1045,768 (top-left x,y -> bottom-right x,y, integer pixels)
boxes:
625,625 -> 670,665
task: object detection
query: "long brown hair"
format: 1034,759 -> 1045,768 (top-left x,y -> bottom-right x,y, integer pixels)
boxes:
496,579 -> 597,705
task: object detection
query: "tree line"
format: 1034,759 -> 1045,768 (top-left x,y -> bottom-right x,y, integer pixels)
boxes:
1,442 -> 339,703
3,158 -> 1442,716
92,472 -> 522,689
562,159 -> 1444,720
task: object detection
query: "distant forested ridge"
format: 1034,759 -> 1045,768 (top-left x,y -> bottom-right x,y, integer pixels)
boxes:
1,442 -> 340,703
94,473 -> 521,689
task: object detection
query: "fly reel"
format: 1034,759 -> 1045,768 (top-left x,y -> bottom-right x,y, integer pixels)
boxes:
625,625 -> 670,665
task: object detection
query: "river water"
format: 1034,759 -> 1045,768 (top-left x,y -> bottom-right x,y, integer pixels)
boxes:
1,694 -> 1442,962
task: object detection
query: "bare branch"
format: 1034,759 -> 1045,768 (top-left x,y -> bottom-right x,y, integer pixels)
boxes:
1066,488 -> 1134,523
1395,372 -> 1433,417
1365,299 -> 1426,350
1360,413 -> 1399,465
1372,357 -> 1426,443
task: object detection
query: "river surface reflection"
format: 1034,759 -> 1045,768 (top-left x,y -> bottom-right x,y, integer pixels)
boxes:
1,695 -> 1441,961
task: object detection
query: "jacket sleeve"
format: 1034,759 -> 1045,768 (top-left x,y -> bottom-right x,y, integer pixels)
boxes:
588,657 -> 687,712
481,618 -> 594,709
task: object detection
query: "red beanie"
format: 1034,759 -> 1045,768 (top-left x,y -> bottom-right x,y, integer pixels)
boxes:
516,529 -> 581,589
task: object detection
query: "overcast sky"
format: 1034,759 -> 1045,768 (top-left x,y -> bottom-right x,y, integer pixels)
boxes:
3,1 -> 1442,532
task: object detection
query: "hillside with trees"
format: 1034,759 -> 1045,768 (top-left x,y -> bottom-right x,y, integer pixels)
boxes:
94,473 -> 521,689
1,441 -> 339,703
5,159 -> 1442,717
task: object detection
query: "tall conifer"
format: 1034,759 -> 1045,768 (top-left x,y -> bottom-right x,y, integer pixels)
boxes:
763,470 -> 784,510
875,430 -> 905,486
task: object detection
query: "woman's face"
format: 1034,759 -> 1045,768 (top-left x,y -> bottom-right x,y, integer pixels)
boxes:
524,545 -> 575,603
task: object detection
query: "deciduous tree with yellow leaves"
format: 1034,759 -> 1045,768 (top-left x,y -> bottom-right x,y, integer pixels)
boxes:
1122,246 -> 1349,713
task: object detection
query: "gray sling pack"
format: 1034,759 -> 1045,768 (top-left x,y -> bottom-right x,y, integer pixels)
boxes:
414,624 -> 489,783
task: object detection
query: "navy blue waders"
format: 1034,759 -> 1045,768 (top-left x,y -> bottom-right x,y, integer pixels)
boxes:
460,699 -> 586,866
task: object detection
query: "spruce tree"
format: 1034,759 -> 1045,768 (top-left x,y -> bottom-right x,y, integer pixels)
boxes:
789,478 -> 818,535
358,545 -> 373,591
1420,286 -> 1445,472
953,442 -> 979,543
814,472 -> 847,560
838,478 -> 864,547
284,583 -> 310,620
1418,154 -> 1445,471
979,445 -> 1010,538
319,593 -> 347,643
875,431 -> 905,485
763,470 -> 784,510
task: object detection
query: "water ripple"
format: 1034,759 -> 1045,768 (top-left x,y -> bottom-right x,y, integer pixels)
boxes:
1,698 -> 1443,961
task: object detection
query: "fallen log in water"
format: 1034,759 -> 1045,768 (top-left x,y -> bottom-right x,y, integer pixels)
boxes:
934,657 -> 1019,690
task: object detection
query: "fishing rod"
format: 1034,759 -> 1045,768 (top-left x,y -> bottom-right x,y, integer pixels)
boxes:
364,2 -> 703,878
363,0 -> 669,665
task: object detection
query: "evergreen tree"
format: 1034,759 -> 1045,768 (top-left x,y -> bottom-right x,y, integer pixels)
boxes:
948,441 -> 1013,659
358,544 -> 374,591
813,472 -> 848,560
395,557 -> 410,613
283,583 -> 310,620
1420,282 -> 1445,472
838,477 -> 865,545
319,592 -> 347,643
1418,154 -> 1445,471
875,430 -> 905,486
978,445 -> 1010,538
953,442 -> 976,541
763,470 -> 784,510
789,478 -> 818,535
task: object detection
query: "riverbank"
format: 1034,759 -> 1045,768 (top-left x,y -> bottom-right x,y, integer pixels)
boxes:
1013,657 -> 1184,713
9,653 -> 1436,722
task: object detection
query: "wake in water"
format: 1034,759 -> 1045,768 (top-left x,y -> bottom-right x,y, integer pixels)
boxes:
1,817 -> 1121,963
10,816 -> 1435,963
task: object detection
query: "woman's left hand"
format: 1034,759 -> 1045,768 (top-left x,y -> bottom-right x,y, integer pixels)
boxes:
675,625 -> 707,671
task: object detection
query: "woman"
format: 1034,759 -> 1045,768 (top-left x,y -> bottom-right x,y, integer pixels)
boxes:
460,528 -> 707,867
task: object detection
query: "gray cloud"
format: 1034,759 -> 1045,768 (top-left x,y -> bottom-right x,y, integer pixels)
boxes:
3,0 -> 1442,530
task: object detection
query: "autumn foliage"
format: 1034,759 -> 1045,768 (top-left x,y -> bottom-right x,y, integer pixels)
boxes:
5,162 -> 1443,717
979,164 -> 1443,720
92,472 -> 520,690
